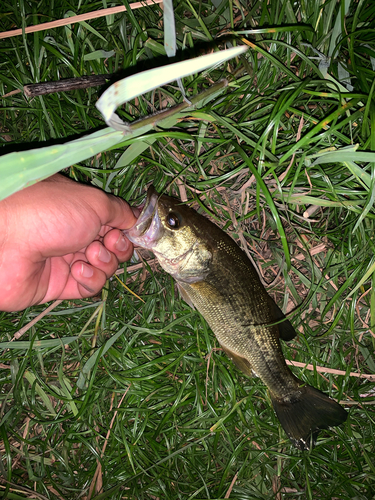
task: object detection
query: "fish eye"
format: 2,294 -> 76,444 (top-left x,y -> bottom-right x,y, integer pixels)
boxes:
166,212 -> 180,229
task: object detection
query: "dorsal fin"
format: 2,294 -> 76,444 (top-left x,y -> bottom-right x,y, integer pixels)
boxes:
268,297 -> 297,341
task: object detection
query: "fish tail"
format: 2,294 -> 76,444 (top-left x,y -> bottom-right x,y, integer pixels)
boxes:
270,384 -> 347,450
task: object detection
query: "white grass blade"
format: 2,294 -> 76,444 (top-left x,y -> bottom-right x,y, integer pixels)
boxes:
95,45 -> 247,130
163,0 -> 188,101
163,0 -> 176,58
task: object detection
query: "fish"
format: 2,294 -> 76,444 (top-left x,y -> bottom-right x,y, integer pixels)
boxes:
124,186 -> 348,450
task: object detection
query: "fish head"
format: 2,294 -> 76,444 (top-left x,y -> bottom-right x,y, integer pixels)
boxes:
124,186 -> 213,283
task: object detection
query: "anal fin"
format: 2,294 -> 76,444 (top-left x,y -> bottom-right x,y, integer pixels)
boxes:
221,345 -> 254,377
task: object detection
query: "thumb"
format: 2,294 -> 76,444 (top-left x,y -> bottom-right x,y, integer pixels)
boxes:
98,194 -> 138,230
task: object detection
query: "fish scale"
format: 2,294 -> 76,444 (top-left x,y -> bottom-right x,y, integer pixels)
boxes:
181,278 -> 298,398
125,186 -> 348,450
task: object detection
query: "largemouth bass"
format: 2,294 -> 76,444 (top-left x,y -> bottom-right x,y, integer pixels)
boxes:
124,187 -> 347,449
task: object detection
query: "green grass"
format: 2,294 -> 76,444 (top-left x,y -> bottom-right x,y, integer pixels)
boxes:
1,0 -> 375,499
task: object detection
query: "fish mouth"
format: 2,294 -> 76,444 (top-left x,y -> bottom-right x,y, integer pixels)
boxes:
123,186 -> 162,249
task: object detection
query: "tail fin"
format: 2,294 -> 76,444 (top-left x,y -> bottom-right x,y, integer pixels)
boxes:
271,385 -> 347,450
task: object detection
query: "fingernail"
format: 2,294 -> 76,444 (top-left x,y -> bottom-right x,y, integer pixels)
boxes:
115,234 -> 129,252
98,246 -> 111,263
131,207 -> 141,218
81,263 -> 94,278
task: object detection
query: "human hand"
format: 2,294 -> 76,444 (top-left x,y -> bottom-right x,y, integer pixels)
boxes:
0,174 -> 137,312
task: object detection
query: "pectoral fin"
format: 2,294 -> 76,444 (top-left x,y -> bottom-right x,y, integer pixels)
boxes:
221,345 -> 254,377
177,282 -> 195,309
